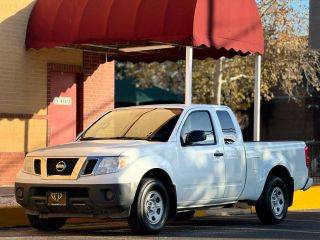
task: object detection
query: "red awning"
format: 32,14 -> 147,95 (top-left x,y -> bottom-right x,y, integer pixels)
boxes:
26,0 -> 264,62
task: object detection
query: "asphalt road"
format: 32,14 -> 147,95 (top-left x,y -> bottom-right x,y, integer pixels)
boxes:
0,212 -> 319,239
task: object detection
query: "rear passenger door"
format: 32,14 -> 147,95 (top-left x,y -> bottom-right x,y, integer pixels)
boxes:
177,110 -> 226,207
216,110 -> 246,200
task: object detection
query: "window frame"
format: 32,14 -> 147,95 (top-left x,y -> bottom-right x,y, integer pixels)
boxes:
179,110 -> 217,147
216,110 -> 239,145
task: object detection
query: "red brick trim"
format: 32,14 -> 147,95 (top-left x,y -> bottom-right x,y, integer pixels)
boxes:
47,63 -> 83,74
82,52 -> 114,128
0,152 -> 26,161
0,152 -> 25,186
0,113 -> 47,120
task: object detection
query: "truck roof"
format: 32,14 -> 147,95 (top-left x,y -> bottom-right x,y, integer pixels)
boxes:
116,104 -> 229,111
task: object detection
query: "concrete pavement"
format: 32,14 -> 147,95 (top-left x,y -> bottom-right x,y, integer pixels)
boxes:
0,187 -> 17,208
0,212 -> 319,239
1,186 -> 320,228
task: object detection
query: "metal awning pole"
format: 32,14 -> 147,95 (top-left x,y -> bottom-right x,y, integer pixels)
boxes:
185,46 -> 193,105
254,55 -> 262,141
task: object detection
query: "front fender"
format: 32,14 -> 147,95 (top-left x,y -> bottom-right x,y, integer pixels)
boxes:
117,155 -> 175,187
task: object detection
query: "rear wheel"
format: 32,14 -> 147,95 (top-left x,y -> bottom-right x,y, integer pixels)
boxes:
128,178 -> 169,234
27,214 -> 66,231
255,176 -> 289,224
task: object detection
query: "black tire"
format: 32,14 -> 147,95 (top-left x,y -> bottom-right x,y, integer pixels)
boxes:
255,176 -> 289,224
174,211 -> 195,221
128,178 -> 169,235
27,214 -> 66,231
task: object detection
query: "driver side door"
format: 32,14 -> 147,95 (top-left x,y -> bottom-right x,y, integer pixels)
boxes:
176,110 -> 226,207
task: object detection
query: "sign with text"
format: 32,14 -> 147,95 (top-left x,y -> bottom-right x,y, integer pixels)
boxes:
53,97 -> 72,106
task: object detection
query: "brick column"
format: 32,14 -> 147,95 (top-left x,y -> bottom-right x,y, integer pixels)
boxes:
82,52 -> 115,128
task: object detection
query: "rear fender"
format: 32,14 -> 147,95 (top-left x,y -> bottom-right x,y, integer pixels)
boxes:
240,151 -> 293,202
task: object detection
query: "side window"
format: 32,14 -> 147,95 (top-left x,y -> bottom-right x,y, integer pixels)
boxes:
180,111 -> 216,146
216,110 -> 237,144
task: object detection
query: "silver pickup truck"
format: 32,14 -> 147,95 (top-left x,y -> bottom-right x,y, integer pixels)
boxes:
15,104 -> 312,234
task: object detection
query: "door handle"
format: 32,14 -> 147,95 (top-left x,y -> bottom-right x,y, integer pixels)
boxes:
214,152 -> 224,157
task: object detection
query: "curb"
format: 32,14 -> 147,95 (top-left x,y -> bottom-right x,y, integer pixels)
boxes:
289,186 -> 320,211
0,207 -> 28,227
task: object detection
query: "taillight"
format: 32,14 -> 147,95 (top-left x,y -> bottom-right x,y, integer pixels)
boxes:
305,146 -> 311,169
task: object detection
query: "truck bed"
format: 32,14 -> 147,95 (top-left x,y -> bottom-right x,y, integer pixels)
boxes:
240,141 -> 308,201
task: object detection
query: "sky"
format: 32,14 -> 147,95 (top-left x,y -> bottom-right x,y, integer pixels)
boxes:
291,0 -> 309,35
292,0 -> 309,10
293,0 -> 309,7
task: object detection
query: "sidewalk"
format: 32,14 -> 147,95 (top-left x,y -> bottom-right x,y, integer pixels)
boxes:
0,187 -> 18,208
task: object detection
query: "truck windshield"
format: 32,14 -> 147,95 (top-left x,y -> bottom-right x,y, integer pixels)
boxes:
80,108 -> 183,142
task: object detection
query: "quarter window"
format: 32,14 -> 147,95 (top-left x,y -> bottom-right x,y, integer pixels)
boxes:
216,110 -> 237,144
180,111 -> 216,146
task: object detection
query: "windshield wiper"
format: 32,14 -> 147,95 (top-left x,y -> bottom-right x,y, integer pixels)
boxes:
80,136 -> 150,141
80,137 -> 110,141
107,137 -> 148,141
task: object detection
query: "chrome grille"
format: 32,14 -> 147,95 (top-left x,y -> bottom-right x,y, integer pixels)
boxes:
47,158 -> 78,176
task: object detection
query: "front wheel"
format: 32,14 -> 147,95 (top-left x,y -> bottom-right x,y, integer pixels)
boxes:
128,178 -> 169,234
27,214 -> 66,231
255,176 -> 289,224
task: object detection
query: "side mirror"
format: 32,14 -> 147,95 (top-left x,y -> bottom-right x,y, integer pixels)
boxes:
185,130 -> 207,145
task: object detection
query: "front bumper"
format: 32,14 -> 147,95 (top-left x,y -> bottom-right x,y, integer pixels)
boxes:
302,178 -> 313,191
15,182 -> 137,218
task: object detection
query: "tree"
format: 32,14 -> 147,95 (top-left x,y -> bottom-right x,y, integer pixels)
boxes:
117,0 -> 320,124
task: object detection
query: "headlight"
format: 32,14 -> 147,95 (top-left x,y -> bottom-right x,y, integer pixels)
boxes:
23,157 -> 34,174
95,156 -> 129,175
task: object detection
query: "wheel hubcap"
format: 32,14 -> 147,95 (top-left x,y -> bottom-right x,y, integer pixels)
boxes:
144,191 -> 164,225
271,187 -> 285,217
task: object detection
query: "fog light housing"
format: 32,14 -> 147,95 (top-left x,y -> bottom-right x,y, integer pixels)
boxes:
105,190 -> 114,201
16,187 -> 24,199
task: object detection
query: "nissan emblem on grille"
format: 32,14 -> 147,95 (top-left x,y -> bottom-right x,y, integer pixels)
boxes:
47,158 -> 78,176
56,161 -> 67,172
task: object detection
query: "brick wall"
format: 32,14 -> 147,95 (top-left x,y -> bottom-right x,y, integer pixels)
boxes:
0,1 -> 115,186
83,52 -> 115,128
0,1 -> 84,186
0,1 -> 83,116
261,98 -> 314,141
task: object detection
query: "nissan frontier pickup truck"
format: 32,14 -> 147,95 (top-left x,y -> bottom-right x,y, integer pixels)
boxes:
15,105 -> 313,234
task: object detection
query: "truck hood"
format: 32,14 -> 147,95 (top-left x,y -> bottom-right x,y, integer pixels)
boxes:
27,140 -> 161,157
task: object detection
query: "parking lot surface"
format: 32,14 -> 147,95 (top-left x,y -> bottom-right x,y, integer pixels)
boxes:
0,212 -> 319,239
